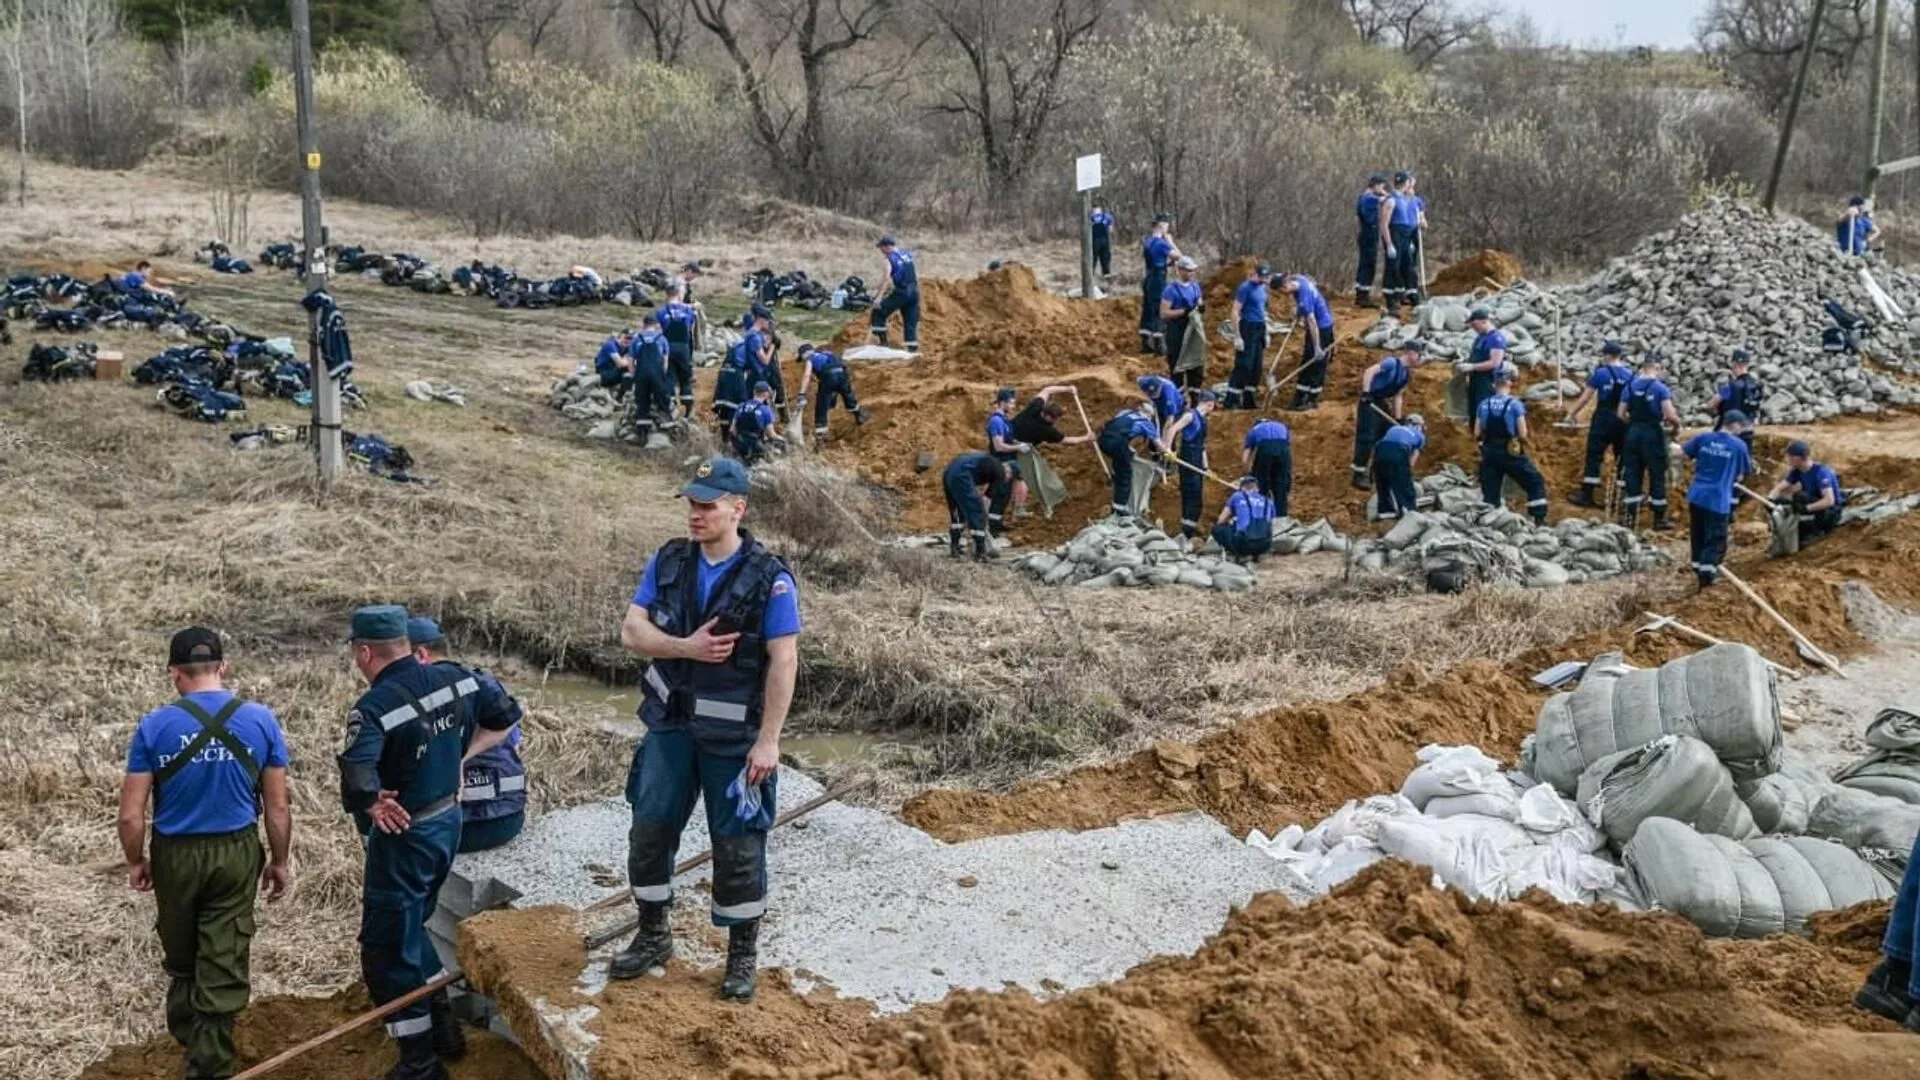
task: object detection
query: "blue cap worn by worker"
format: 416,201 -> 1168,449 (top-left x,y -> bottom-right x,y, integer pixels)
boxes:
1722,410 -> 1750,427
680,457 -> 753,502
1601,340 -> 1625,356
1787,440 -> 1812,459
406,616 -> 445,647
348,604 -> 409,643
875,236 -> 896,248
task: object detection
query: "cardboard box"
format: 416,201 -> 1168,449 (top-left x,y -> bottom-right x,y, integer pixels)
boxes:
94,351 -> 125,381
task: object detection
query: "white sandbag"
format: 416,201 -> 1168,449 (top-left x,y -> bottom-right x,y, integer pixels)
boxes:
1736,773 -> 1814,835
1515,783 -> 1607,853
1742,836 -> 1832,934
1807,785 -> 1920,853
1424,793 -> 1521,820
1503,845 -> 1619,905
1379,819 -> 1512,901
1576,736 -> 1759,847
1702,834 -> 1786,939
1310,837 -> 1386,892
1399,744 -> 1516,811
1303,794 -> 1420,851
1423,813 -> 1535,852
1625,817 -> 1742,938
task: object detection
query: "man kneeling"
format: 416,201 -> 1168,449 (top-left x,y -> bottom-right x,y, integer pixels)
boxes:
1211,475 -> 1278,561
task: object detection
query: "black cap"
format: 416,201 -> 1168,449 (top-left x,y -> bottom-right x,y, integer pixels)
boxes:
1731,348 -> 1751,364
1469,307 -> 1492,322
1787,439 -> 1811,458
875,235 -> 897,248
1368,173 -> 1388,185
168,626 -> 223,667
1400,339 -> 1425,353
995,386 -> 1017,402
797,343 -> 816,358
1393,170 -> 1413,184
749,304 -> 773,321
1849,195 -> 1867,207
1152,213 -> 1171,224
1255,263 -> 1272,277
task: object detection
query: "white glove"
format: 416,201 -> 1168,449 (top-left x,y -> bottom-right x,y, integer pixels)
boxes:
1386,246 -> 1397,259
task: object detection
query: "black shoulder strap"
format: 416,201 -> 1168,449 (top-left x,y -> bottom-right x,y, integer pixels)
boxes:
154,698 -> 259,793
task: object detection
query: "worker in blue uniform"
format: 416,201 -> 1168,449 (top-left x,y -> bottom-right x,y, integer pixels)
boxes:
1381,170 -> 1427,315
795,343 -> 869,446
405,617 -> 527,854
1280,273 -> 1335,412
869,236 -> 921,354
1839,195 -> 1880,256
614,458 -> 801,1004
1097,400 -> 1169,521
1162,390 -> 1218,543
1160,256 -> 1205,389
1354,173 -> 1391,308
1473,370 -> 1549,524
1769,439 -> 1849,547
1563,340 -> 1633,509
1682,413 -> 1754,588
595,329 -> 634,398
1228,264 -> 1272,410
731,382 -> 780,464
1457,309 -> 1510,425
1212,475 -> 1278,560
1241,417 -> 1293,515
658,285 -> 699,419
1617,355 -> 1681,531
1090,203 -> 1114,278
340,604 -> 516,1080
629,314 -> 674,443
1352,339 -> 1420,489
1139,214 -> 1181,356
1372,415 -> 1426,520
943,451 -> 1015,560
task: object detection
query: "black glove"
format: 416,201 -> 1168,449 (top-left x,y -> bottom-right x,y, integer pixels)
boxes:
1790,492 -> 1810,512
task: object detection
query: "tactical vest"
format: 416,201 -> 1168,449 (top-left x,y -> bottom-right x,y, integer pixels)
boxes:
349,662 -> 479,832
639,535 -> 789,754
1232,493 -> 1275,544
1479,397 -> 1521,445
1593,364 -> 1631,411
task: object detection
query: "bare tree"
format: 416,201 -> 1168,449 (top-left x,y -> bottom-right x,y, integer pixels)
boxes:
1697,0 -> 1873,115
620,0 -> 691,63
2,0 -> 25,204
689,0 -> 915,200
516,0 -> 570,55
1342,0 -> 1493,69
422,0 -> 520,93
924,0 -> 1110,198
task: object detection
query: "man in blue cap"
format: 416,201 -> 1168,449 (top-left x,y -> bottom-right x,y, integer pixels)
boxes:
1139,214 -> 1181,355
1682,412 -> 1754,588
1354,173 -> 1391,308
1228,264 -> 1272,410
1279,273 -> 1335,412
1839,195 -> 1880,256
1713,349 -> 1766,451
712,314 -> 753,433
406,617 -> 527,854
1618,353 -> 1681,531
615,457 -> 800,1003
341,604 -> 516,1079
944,450 -> 1015,560
731,381 -> 780,464
1474,369 -> 1549,524
1768,439 -> 1848,547
741,306 -> 785,416
1212,474 -> 1277,561
1381,170 -> 1427,316
1457,308 -> 1509,425
986,387 -> 1031,531
1351,339 -> 1421,489
1163,389 -> 1218,543
869,236 -> 921,354
1242,415 -> 1293,515
1089,202 -> 1114,278
658,284 -> 699,419
1160,255 -> 1205,389
1563,340 -> 1633,509
1372,415 -> 1426,520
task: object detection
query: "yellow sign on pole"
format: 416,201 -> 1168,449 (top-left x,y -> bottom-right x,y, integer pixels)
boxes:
305,152 -> 322,170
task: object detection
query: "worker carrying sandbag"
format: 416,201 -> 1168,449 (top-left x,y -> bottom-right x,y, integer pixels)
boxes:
1766,439 -> 1847,549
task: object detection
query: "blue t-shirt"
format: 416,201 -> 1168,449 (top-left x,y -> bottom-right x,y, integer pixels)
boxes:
1380,425 -> 1425,452
1161,280 -> 1201,313
1588,363 -> 1632,407
1291,277 -> 1332,327
123,271 -> 148,292
1356,191 -> 1385,229
807,349 -> 839,374
596,337 -> 627,378
1090,210 -> 1113,238
127,690 -> 289,837
1470,329 -> 1509,368
1235,280 -> 1269,325
1228,490 -> 1276,530
886,250 -> 918,291
1476,395 -> 1526,441
1683,431 -> 1753,514
987,412 -> 1017,452
1245,419 -> 1290,449
1143,235 -> 1173,272
1625,376 -> 1673,423
737,400 -> 777,435
1787,465 -> 1846,507
659,301 -> 697,341
1844,214 -> 1874,255
1140,376 -> 1183,420
743,330 -> 770,370
632,546 -> 802,639
1389,193 -> 1425,228
1368,357 -> 1410,398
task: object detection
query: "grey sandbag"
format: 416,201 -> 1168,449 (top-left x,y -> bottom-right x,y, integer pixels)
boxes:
1624,817 -> 1741,937
1783,835 -> 1893,909
1836,769 -> 1920,805
1576,735 -> 1759,847
1017,448 -> 1069,519
1703,834 -> 1786,939
1532,644 -> 1780,795
1736,773 -> 1813,835
1743,836 -> 1832,934
1833,705 -> 1920,805
1808,785 -> 1920,854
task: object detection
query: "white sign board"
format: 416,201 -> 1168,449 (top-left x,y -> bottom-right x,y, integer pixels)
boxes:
1075,153 -> 1102,193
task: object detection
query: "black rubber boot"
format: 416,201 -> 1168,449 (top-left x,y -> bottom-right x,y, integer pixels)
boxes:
853,406 -> 870,425
1356,289 -> 1376,309
429,991 -> 466,1061
608,901 -> 673,980
1531,511 -> 1548,526
1856,960 -> 1916,1023
1567,485 -> 1598,509
1351,468 -> 1372,491
872,328 -> 889,346
720,919 -> 760,1002
973,534 -> 998,561
382,1034 -> 448,1080
948,527 -> 964,559
1652,511 -> 1675,532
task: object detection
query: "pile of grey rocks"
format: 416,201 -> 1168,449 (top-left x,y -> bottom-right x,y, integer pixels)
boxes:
1013,518 -> 1348,591
1363,198 -> 1920,423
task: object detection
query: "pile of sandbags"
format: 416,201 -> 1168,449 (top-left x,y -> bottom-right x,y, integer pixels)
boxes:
1575,735 -> 1758,846
1833,705 -> 1920,803
1013,519 -> 1344,591
1624,817 -> 1896,938
1351,499 -> 1670,589
1361,278 -> 1555,365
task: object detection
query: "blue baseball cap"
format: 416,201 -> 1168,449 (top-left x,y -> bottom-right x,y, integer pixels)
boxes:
1255,263 -> 1272,277
875,235 -> 897,248
348,604 -> 409,643
995,386 -> 1017,402
752,380 -> 772,394
680,457 -> 753,502
1787,440 -> 1811,458
1469,307 -> 1492,322
749,304 -> 773,321
1731,348 -> 1751,364
1722,410 -> 1750,427
406,616 -> 445,647
1600,340 -> 1625,356
1400,339 -> 1426,353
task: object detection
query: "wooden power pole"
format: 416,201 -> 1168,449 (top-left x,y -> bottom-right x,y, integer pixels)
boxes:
1764,0 -> 1831,212
291,0 -> 342,482
1863,0 -> 1893,199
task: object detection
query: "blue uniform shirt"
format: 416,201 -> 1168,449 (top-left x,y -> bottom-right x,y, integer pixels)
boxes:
1111,410 -> 1161,444
1625,376 -> 1673,424
1476,394 -> 1526,442
1245,419 -> 1290,449
743,329 -> 770,368
1787,464 -> 1846,507
1090,210 -> 1113,239
1390,193 -> 1425,228
807,348 -> 839,374
1143,236 -> 1173,272
1162,280 -> 1201,313
595,337 -> 627,378
738,399 -> 778,435
1291,278 -> 1333,328
1368,356 -> 1410,399
1235,280 -> 1269,325
1178,408 -> 1207,447
1470,329 -> 1510,368
1141,376 -> 1183,421
1228,490 -> 1277,531
886,249 -> 918,291
128,691 -> 288,837
659,301 -> 697,343
632,330 -> 667,373
633,546 -> 802,639
1588,362 -> 1632,408
1380,425 -> 1425,452
1356,191 -> 1385,230
1683,431 -> 1753,514
340,655 -> 502,830
987,411 -> 1017,451
1844,214 -> 1874,255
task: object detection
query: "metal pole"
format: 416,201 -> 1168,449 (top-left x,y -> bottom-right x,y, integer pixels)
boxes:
1863,0 -> 1893,199
1765,0 -> 1830,212
1079,189 -> 1094,300
291,0 -> 342,482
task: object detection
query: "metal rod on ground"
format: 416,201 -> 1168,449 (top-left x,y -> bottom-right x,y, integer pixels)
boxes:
1070,388 -> 1110,479
583,777 -> 874,948
1864,0 -> 1893,200
290,0 -> 342,483
1717,567 -> 1847,678
231,972 -> 460,1080
1636,611 -> 1800,679
1764,0 -> 1830,211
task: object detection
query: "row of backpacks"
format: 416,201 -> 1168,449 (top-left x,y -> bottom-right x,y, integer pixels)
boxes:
740,269 -> 873,311
259,242 -> 712,311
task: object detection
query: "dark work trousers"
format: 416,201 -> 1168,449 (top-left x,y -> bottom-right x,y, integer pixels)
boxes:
1211,523 -> 1273,558
667,343 -> 695,416
361,805 -> 461,1042
1139,269 -> 1166,351
1100,432 -> 1135,515
632,368 -> 673,438
1620,423 -> 1670,523
1800,506 -> 1843,546
1296,326 -> 1334,405
1093,236 -> 1111,277
1478,442 -> 1549,522
1252,442 -> 1292,516
625,728 -> 775,926
1882,828 -> 1920,1000
987,454 -> 1017,535
1467,373 -> 1496,430
1387,224 -> 1419,305
1372,441 -> 1418,518
869,289 -> 920,350
1352,399 -> 1391,476
153,827 -> 264,1080
1178,438 -> 1206,537
1580,413 -> 1626,490
1689,504 -> 1730,586
1230,320 -> 1267,409
945,473 -> 990,545
1355,228 -> 1380,297
811,367 -> 859,433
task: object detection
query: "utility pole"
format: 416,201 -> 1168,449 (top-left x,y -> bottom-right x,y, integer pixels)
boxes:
291,0 -> 342,482
1764,0 -> 1830,212
1863,0 -> 1892,199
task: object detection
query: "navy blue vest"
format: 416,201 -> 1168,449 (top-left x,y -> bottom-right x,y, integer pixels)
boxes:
638,535 -> 789,754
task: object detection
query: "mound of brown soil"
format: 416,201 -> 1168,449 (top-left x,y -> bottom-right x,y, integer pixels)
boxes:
1427,249 -> 1526,296
79,986 -> 541,1080
737,862 -> 1915,1080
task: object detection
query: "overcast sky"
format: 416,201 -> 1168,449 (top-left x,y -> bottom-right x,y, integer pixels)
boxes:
1502,0 -> 1711,49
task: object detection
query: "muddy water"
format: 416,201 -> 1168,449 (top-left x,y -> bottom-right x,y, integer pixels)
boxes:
528,672 -> 887,766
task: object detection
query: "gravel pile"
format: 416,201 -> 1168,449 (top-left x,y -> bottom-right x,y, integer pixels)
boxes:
1013,518 -> 1349,591
1351,466 -> 1671,588
1365,198 -> 1920,423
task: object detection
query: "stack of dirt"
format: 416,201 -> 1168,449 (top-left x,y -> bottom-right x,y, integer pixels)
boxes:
1425,249 -> 1525,296
737,862 -> 1916,1080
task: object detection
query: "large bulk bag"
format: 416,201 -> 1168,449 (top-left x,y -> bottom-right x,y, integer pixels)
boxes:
1576,736 -> 1759,847
1736,773 -> 1814,835
1625,817 -> 1741,937
1629,820 -> 1895,938
1742,837 -> 1833,934
1532,644 -> 1781,795
1807,786 -> 1920,854
1702,834 -> 1785,939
